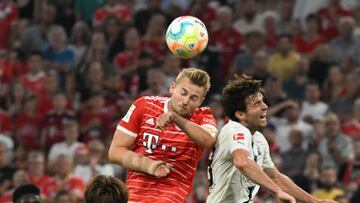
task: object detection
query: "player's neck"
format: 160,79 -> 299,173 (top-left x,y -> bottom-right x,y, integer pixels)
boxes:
240,121 -> 256,135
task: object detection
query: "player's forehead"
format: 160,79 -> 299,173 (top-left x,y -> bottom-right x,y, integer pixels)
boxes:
176,77 -> 205,97
246,92 -> 264,104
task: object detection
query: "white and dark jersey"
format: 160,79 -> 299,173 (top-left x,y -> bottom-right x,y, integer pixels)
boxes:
207,120 -> 274,203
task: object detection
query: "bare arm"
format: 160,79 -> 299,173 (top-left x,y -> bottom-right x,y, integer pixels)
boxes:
233,149 -> 282,194
156,112 -> 217,148
108,130 -> 171,177
232,149 -> 296,202
264,167 -> 337,203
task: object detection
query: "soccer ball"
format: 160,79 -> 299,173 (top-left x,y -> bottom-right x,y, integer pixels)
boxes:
166,16 -> 208,59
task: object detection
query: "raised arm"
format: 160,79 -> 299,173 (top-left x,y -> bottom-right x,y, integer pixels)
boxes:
233,149 -> 296,203
156,111 -> 217,148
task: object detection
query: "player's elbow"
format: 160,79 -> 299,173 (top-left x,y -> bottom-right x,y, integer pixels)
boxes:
108,144 -> 124,165
200,136 -> 216,148
233,156 -> 251,170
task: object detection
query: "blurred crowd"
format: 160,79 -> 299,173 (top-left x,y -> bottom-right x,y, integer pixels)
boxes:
0,0 -> 360,202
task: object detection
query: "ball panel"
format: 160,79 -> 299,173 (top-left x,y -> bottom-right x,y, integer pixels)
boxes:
165,16 -> 208,59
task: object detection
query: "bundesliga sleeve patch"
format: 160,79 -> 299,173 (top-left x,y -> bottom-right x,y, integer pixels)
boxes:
233,133 -> 245,141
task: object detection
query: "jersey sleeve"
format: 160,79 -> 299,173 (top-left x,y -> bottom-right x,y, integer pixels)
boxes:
228,126 -> 252,155
257,132 -> 275,169
116,97 -> 145,137
196,107 -> 218,137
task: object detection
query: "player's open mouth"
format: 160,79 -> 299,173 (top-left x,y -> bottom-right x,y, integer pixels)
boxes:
260,112 -> 267,120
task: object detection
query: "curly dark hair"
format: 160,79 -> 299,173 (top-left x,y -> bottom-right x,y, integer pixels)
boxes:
222,74 -> 262,122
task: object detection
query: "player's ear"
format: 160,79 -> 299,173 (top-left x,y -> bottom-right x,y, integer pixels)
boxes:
169,82 -> 176,94
235,111 -> 245,122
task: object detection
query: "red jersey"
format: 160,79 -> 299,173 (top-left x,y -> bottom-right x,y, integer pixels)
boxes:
21,72 -> 46,95
41,110 -> 76,150
0,110 -> 11,134
342,119 -> 360,140
117,96 -> 217,203
0,2 -> 17,49
318,6 -> 352,41
43,175 -> 84,199
211,28 -> 243,78
93,4 -> 131,26
29,175 -> 54,198
294,35 -> 323,54
80,108 -> 112,144
15,112 -> 43,150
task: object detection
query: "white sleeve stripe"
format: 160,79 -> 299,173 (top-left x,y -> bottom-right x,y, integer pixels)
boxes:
201,124 -> 218,137
116,125 -> 137,137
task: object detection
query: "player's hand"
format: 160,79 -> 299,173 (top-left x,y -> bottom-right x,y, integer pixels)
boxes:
156,112 -> 175,131
275,190 -> 296,203
153,163 -> 172,178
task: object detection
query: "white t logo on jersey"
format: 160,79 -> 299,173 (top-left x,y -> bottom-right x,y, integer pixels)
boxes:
143,133 -> 159,153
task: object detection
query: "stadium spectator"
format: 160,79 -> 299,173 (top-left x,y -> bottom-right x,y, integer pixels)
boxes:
14,94 -> 42,150
211,6 -> 242,84
281,129 -> 307,178
43,154 -> 85,201
0,0 -> 17,49
294,14 -> 323,55
342,98 -> 360,140
300,81 -> 329,123
92,0 -> 132,28
41,92 -> 75,151
20,51 -> 46,95
268,34 -> 301,81
329,17 -> 360,64
27,151 -> 53,199
0,169 -> 29,203
74,139 -> 114,183
21,3 -> 56,53
47,120 -> 84,162
318,112 -> 354,170
312,166 -> 345,200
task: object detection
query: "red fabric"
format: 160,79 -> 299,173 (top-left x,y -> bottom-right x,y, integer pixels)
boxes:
140,39 -> 166,62
41,110 -> 76,150
342,119 -> 360,140
185,5 -> 216,29
318,6 -> 352,41
210,28 -> 242,78
15,112 -> 43,150
80,108 -> 112,143
0,2 -> 17,49
117,96 -> 217,203
1,190 -> 13,203
0,110 -> 11,133
43,175 -> 84,199
20,73 -> 45,95
29,175 -> 55,197
294,35 -> 324,54
93,4 -> 131,26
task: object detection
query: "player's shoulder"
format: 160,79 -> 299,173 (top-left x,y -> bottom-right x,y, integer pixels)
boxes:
219,120 -> 251,139
225,120 -> 251,133
143,95 -> 169,102
194,106 -> 213,115
134,96 -> 168,106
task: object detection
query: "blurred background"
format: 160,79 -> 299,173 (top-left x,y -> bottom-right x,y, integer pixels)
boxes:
0,0 -> 360,202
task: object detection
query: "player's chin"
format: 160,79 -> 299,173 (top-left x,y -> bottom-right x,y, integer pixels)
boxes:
259,118 -> 267,127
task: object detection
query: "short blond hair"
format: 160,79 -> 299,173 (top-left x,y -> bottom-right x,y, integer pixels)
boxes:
175,68 -> 211,95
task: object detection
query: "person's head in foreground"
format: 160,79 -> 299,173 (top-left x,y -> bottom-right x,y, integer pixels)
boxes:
85,175 -> 128,203
169,68 -> 210,116
13,184 -> 41,203
222,74 -> 268,133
